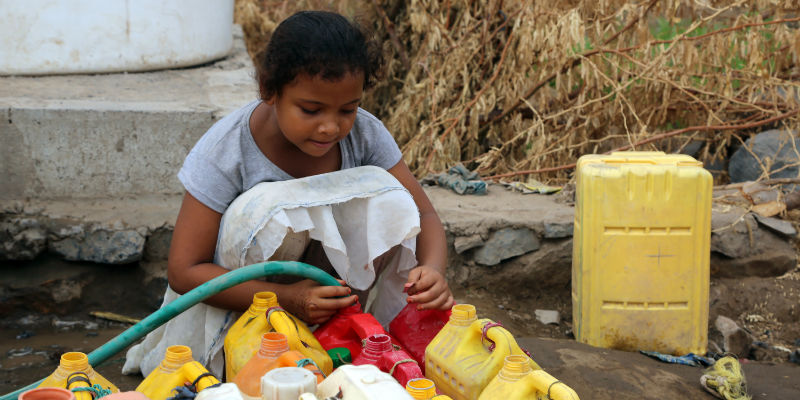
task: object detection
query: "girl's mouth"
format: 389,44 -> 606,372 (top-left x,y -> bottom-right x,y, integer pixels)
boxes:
310,139 -> 335,148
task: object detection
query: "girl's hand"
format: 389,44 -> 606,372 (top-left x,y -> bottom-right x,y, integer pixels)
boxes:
404,265 -> 454,311
283,279 -> 357,325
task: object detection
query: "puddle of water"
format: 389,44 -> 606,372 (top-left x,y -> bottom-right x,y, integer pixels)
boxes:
0,327 -> 144,393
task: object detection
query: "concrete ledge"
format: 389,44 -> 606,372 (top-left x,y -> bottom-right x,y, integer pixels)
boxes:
0,26 -> 257,199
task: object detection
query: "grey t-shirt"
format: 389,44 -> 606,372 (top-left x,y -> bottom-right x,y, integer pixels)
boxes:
178,100 -> 403,214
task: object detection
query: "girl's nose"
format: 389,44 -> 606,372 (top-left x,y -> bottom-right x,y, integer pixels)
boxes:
318,119 -> 340,136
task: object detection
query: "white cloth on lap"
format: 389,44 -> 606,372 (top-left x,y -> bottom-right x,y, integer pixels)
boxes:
123,166 -> 420,378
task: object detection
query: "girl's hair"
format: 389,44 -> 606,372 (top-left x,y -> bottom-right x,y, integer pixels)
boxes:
256,11 -> 383,100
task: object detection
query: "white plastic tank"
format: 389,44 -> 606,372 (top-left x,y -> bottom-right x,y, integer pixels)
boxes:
196,383 -> 245,400
0,0 -> 234,75
317,364 -> 413,400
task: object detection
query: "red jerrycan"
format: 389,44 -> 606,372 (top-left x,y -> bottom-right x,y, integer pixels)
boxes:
352,334 -> 424,387
389,303 -> 451,371
314,301 -> 397,360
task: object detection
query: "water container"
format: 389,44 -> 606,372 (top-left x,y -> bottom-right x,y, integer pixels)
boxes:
260,367 -> 316,400
352,334 -> 424,387
196,383 -> 244,400
406,378 -> 437,399
38,352 -> 118,395
19,387 -> 76,400
235,333 -> 324,399
136,345 -> 220,400
424,305 -> 540,400
389,303 -> 450,371
317,364 -> 413,400
478,355 -> 579,400
328,347 -> 352,368
314,301 -> 394,360
573,152 -> 711,355
64,371 -> 92,400
225,292 -> 332,380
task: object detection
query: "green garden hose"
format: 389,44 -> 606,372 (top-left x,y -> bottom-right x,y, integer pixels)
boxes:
1,261 -> 340,400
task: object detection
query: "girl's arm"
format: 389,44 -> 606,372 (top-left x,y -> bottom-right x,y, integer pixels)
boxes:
387,160 -> 454,311
167,192 -> 356,323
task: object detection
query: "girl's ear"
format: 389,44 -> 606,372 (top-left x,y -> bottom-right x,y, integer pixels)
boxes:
265,95 -> 277,106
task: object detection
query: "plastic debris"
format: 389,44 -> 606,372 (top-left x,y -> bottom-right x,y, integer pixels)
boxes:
639,350 -> 714,367
700,356 -> 751,400
500,179 -> 561,194
435,164 -> 487,195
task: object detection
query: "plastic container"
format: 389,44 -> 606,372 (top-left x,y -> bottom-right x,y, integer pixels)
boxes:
260,367 -> 317,400
424,305 -> 539,400
389,303 -> 450,371
328,347 -> 352,368
19,387 -> 76,400
136,345 -> 220,400
478,355 -> 579,400
314,301 -> 393,360
235,333 -> 324,399
64,371 -> 92,400
406,378 -> 437,399
573,152 -> 711,355
225,292 -> 332,380
38,352 -> 118,395
352,334 -> 424,387
195,383 -> 244,400
317,364 -> 413,400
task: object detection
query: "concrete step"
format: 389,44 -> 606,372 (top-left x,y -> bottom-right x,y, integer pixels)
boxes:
0,26 -> 257,200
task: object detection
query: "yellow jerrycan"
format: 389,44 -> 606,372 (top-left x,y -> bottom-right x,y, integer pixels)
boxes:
478,355 -> 579,400
424,305 -> 540,400
39,352 -> 119,397
224,291 -> 332,381
136,345 -> 220,400
406,378 -> 437,399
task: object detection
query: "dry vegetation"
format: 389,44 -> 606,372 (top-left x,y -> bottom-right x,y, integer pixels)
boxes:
235,0 -> 800,184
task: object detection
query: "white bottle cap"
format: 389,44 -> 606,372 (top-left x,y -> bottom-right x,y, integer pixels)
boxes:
261,367 -> 317,400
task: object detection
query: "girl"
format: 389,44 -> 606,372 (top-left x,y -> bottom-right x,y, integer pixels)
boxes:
124,10 -> 453,377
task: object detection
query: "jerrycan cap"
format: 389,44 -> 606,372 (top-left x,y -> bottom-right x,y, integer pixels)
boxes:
406,378 -> 436,399
449,304 -> 477,325
328,347 -> 351,368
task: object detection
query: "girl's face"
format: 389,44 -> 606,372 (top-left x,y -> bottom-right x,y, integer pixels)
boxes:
267,71 -> 364,158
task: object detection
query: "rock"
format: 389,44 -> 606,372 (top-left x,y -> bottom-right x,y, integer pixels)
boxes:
535,309 -> 560,325
0,216 -> 47,260
714,316 -> 752,358
448,238 -> 572,291
453,234 -> 484,254
710,205 -> 797,277
473,228 -> 540,266
49,228 -> 145,264
543,220 -> 573,239
729,129 -> 800,185
143,227 -> 173,261
753,214 -> 797,237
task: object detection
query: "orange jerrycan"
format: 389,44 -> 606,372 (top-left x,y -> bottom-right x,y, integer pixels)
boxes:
477,355 -> 579,400
424,305 -> 540,400
234,332 -> 324,399
573,152 -> 711,355
39,352 -> 119,397
224,292 -> 332,380
136,345 -> 220,400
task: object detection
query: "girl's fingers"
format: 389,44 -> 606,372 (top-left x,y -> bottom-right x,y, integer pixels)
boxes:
314,284 -> 352,298
418,291 -> 452,311
314,294 -> 358,311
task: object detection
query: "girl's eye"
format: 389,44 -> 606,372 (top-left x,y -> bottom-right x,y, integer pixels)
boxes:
341,109 -> 357,115
300,107 -> 319,115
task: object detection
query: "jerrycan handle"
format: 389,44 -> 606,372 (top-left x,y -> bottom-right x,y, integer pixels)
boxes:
266,307 -> 307,348
480,321 -> 532,358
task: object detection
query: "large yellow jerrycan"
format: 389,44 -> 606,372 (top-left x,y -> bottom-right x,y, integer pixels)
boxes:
424,305 -> 540,400
478,355 -> 579,400
224,291 -> 332,381
136,345 -> 220,400
39,352 -> 119,398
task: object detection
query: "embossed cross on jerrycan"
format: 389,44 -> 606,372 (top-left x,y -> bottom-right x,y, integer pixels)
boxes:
424,304 -> 540,400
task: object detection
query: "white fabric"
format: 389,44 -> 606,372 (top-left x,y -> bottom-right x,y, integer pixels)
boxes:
123,166 -> 420,377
